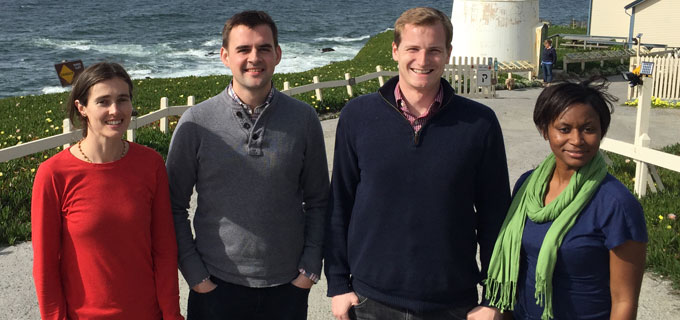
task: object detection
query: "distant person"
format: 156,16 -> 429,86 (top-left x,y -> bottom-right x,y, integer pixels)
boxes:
166,10 -> 329,320
325,7 -> 511,320
31,62 -> 183,319
485,78 -> 647,320
542,39 -> 557,85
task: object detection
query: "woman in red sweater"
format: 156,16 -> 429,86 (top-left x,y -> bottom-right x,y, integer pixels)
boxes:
31,62 -> 183,320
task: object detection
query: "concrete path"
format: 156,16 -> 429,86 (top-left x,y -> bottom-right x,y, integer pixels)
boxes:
2,77 -> 679,319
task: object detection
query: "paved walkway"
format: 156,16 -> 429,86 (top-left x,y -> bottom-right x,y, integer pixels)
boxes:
1,77 -> 679,319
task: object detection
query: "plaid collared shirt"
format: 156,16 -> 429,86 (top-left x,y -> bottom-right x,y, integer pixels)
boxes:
227,81 -> 275,123
394,82 -> 444,133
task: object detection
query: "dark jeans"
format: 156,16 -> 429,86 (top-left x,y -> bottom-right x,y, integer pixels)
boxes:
542,62 -> 553,83
187,276 -> 310,320
350,293 -> 476,320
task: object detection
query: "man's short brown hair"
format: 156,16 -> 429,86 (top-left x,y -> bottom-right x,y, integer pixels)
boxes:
394,7 -> 452,49
222,10 -> 278,48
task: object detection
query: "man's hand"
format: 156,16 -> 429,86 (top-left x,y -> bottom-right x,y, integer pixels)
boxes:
290,273 -> 314,289
467,306 -> 502,320
191,278 -> 217,293
331,292 -> 359,320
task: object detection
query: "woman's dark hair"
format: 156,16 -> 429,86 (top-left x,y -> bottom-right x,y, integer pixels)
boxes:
67,62 -> 133,137
533,76 -> 617,138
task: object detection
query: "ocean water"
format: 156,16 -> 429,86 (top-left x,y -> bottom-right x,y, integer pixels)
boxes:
0,0 -> 588,98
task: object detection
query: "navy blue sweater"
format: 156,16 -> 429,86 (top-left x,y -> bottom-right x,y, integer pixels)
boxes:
324,77 -> 511,312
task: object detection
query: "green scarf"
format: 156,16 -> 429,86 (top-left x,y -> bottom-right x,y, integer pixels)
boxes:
485,152 -> 607,320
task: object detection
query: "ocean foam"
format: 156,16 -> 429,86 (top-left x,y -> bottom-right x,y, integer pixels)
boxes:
41,86 -> 70,95
313,35 -> 370,43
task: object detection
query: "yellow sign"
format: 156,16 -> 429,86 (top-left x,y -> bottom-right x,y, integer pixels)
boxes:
54,60 -> 84,87
59,65 -> 75,84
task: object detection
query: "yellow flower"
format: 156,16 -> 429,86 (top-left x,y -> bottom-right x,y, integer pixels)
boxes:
44,155 -> 48,159
46,118 -> 53,123
0,172 -> 3,177
659,215 -> 664,221
0,131 -> 3,134
31,168 -> 36,173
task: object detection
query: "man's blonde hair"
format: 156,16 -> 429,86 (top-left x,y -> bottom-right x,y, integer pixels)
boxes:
394,7 -> 453,49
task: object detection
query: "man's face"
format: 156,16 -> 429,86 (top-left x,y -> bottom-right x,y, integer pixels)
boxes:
392,23 -> 451,95
220,24 -> 281,97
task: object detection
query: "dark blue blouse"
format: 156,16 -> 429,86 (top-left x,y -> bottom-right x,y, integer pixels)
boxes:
512,172 -> 648,320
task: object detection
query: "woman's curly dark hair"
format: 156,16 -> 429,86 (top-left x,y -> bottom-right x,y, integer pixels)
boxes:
533,76 -> 618,138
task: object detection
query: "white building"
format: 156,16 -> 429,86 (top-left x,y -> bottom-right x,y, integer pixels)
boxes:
589,0 -> 680,48
450,0 -> 541,63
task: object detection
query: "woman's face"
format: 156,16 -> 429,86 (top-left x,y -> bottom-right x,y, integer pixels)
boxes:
76,77 -> 132,141
544,41 -> 550,49
546,103 -> 602,173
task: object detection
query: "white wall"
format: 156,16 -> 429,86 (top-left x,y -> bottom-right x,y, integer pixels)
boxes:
451,0 -> 539,62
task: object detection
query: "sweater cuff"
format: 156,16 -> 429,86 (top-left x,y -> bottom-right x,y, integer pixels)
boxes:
180,255 -> 211,288
326,275 -> 353,297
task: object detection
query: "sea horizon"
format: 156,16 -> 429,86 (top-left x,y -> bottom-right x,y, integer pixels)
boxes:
0,0 -> 589,99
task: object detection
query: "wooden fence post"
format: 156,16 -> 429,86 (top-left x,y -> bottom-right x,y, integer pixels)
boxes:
345,73 -> 353,97
633,75 -> 653,197
127,116 -> 136,142
313,76 -> 322,101
376,65 -> 385,87
284,81 -> 290,91
188,95 -> 195,106
159,97 -> 169,133
62,118 -> 73,149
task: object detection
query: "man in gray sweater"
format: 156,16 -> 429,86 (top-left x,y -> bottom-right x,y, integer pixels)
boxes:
166,10 -> 329,319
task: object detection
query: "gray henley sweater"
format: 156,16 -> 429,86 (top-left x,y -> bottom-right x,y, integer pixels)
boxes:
166,87 -> 329,288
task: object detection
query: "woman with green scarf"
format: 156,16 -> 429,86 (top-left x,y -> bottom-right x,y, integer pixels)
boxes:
485,78 -> 647,320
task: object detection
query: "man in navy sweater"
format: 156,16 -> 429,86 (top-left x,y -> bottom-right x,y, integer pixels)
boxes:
325,7 -> 510,320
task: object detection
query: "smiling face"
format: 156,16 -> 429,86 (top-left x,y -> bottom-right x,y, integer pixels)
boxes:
546,102 -> 602,174
392,22 -> 451,96
220,24 -> 281,99
76,77 -> 132,141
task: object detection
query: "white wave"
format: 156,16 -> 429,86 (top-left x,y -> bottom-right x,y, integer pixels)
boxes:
41,86 -> 70,95
201,39 -> 222,47
33,38 -> 95,51
168,48 -> 214,58
33,38 -> 152,57
313,35 -> 370,43
277,42 -> 361,73
127,68 -> 153,77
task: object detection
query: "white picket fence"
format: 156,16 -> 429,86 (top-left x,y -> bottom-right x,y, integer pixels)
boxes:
0,62 -> 508,163
445,56 -> 497,98
628,55 -> 680,100
605,75 -> 680,197
5,61 -> 678,197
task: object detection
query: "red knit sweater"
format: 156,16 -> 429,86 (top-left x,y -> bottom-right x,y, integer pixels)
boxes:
31,143 -> 183,320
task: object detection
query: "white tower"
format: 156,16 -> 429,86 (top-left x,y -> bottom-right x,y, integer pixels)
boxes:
451,0 -> 540,63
